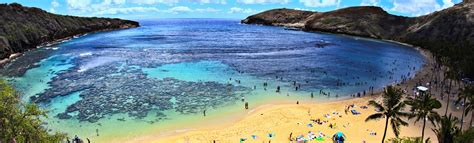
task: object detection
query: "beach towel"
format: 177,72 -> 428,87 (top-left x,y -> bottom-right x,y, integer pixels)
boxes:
351,110 -> 360,115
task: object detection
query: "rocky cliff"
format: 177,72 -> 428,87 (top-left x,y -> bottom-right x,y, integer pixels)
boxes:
0,3 -> 139,60
242,1 -> 474,78
241,8 -> 315,28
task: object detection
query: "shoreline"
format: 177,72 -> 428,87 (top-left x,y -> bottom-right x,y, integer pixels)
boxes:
148,42 -> 473,143
0,26 -> 137,67
126,44 -> 435,142
243,22 -> 426,52
7,20 -> 441,142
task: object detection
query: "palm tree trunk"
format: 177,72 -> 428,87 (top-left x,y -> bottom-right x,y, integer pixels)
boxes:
382,116 -> 389,143
460,97 -> 466,131
422,118 -> 426,142
471,111 -> 473,128
445,80 -> 452,115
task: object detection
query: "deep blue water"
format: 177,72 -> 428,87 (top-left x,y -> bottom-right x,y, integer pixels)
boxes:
0,19 -> 424,139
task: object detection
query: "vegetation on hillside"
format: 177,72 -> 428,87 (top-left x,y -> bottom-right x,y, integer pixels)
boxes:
0,3 -> 139,60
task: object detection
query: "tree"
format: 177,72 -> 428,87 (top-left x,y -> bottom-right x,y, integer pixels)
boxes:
432,114 -> 460,143
455,127 -> 474,143
0,80 -> 65,142
405,93 -> 442,142
443,66 -> 459,116
387,137 -> 431,143
456,85 -> 474,130
366,86 -> 410,143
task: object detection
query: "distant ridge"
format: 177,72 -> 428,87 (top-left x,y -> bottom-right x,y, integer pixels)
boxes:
0,3 -> 139,61
242,2 -> 474,78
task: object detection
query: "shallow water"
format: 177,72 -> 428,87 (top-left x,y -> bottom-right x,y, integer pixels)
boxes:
0,19 -> 425,141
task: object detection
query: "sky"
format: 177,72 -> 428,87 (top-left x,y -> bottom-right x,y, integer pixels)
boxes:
0,0 -> 463,20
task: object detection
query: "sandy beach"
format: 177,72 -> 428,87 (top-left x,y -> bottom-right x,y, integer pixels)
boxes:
143,48 -> 470,143
153,97 -> 435,143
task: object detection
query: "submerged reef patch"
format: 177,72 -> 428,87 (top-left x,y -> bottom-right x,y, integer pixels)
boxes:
33,59 -> 251,123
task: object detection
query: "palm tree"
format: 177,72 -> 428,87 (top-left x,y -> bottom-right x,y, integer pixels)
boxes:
432,114 -> 460,143
456,85 -> 474,130
365,86 -> 410,143
467,97 -> 474,128
443,68 -> 458,116
405,93 -> 442,142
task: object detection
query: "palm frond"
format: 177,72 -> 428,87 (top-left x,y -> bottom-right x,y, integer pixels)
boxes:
390,118 -> 401,137
365,113 -> 384,122
368,100 -> 385,112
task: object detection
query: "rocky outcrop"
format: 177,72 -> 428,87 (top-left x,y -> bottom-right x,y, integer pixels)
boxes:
304,6 -> 413,39
400,2 -> 474,49
241,8 -> 315,28
242,1 -> 474,78
0,3 -> 139,60
242,6 -> 414,39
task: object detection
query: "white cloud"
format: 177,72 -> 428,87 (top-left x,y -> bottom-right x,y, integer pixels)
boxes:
66,0 -> 92,11
51,0 -> 60,7
167,6 -> 193,14
360,0 -> 379,6
102,0 -> 127,5
229,7 -> 257,13
299,0 -> 340,7
195,8 -> 221,12
390,0 -> 442,16
131,0 -> 179,4
131,0 -> 225,4
442,0 -> 455,8
50,0 -> 60,13
237,0 -> 289,4
94,7 -> 160,15
64,0 -> 224,16
190,0 -> 227,4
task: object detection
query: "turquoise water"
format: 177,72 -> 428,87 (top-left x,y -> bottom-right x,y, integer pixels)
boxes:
0,19 -> 425,142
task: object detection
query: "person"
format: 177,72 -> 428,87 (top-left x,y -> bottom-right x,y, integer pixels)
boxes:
86,138 -> 90,143
203,110 -> 206,116
74,135 -> 82,143
245,102 -> 249,109
289,132 -> 293,141
340,136 -> 345,143
296,101 -> 299,104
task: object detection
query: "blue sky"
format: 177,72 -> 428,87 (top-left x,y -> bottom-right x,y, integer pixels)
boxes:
1,0 -> 463,20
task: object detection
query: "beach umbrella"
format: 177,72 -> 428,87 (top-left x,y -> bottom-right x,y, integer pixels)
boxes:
333,132 -> 346,142
335,132 -> 345,137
